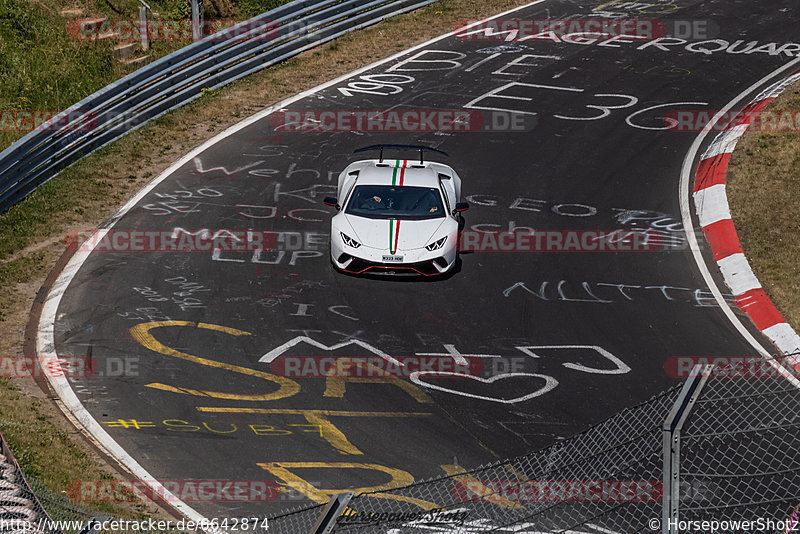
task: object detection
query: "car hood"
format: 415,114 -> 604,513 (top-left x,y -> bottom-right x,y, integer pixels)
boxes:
341,215 -> 448,251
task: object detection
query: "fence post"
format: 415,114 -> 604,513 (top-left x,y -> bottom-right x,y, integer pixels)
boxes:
138,5 -> 149,51
310,492 -> 354,534
191,0 -> 203,41
662,363 -> 712,534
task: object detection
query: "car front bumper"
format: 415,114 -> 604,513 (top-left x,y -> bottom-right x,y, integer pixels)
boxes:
331,240 -> 457,277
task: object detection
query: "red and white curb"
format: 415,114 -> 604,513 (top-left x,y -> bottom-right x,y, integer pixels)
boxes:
693,69 -> 800,359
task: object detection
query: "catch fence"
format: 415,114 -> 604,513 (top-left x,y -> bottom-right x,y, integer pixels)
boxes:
267,354 -> 800,533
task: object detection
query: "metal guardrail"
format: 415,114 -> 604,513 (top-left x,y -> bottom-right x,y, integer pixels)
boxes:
0,0 -> 437,214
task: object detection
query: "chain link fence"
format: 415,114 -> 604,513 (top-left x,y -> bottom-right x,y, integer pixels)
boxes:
1,432 -> 56,534
678,355 -> 800,531
2,430 -> 204,534
4,352 -> 800,533
267,353 -> 800,533
267,386 -> 678,533
21,477 -> 107,534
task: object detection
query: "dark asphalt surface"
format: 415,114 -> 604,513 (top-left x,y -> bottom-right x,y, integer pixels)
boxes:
47,0 -> 800,519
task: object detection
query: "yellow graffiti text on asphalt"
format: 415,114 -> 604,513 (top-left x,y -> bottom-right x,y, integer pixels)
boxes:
130,321 -> 300,401
257,461 -> 440,510
197,407 -> 432,455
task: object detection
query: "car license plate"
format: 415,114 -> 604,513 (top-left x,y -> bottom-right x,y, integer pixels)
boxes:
382,255 -> 403,262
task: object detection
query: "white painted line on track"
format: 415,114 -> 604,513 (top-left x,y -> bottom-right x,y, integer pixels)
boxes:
679,56 -> 800,388
35,0 -> 548,523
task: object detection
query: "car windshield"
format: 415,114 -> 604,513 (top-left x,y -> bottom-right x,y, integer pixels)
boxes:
345,185 -> 446,220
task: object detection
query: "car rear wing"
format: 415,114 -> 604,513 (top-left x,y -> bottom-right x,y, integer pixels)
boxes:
354,144 -> 448,164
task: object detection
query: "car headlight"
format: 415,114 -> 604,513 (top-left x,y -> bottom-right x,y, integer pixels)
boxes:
340,232 -> 361,248
425,236 -> 447,251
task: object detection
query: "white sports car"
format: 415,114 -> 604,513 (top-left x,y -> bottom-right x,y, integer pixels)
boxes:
324,145 -> 469,277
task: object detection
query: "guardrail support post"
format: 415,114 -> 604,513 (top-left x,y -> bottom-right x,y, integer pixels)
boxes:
662,363 -> 711,534
310,492 -> 354,534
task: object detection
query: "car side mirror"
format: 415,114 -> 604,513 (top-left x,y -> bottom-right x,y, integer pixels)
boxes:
454,202 -> 469,214
324,197 -> 340,210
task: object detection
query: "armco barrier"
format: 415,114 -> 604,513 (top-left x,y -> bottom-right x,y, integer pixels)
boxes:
0,0 -> 437,214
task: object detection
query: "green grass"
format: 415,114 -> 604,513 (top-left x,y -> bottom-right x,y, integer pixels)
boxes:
0,0 -> 296,262
0,377 -> 155,518
0,0 -> 117,149
233,0 -> 292,19
0,0 -> 293,151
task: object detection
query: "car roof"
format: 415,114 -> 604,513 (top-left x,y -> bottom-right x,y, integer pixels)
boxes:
351,159 -> 449,188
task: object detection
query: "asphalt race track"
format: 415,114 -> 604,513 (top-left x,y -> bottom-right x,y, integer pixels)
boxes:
38,0 -> 800,520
